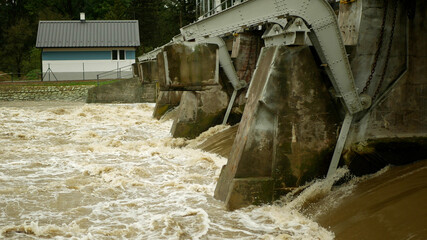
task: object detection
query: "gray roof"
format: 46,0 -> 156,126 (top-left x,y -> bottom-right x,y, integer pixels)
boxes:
36,20 -> 140,48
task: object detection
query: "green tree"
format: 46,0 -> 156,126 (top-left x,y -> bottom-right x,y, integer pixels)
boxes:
160,0 -> 196,42
1,18 -> 35,76
21,48 -> 42,75
166,0 -> 196,28
131,0 -> 164,52
104,0 -> 132,20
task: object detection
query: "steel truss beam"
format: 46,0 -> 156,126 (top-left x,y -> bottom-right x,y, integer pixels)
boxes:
181,0 -> 364,114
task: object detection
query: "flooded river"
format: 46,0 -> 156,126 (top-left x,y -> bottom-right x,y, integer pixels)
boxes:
0,101 -> 425,239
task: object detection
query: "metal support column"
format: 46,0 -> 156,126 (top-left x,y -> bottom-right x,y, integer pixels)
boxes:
223,89 -> 238,124
326,113 -> 353,178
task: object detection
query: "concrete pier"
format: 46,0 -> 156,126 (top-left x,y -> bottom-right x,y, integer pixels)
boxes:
212,0 -> 427,210
157,43 -> 219,90
215,46 -> 342,210
232,32 -> 262,84
171,85 -> 229,138
154,42 -> 231,138
152,91 -> 183,120
136,60 -> 183,120
138,60 -> 159,83
344,0 -> 427,175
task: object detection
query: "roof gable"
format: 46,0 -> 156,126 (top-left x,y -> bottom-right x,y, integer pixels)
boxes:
36,20 -> 140,48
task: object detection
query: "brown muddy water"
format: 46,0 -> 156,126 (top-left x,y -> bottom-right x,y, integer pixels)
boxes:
0,101 -> 425,239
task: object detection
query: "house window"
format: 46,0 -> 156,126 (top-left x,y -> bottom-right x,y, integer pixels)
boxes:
112,50 -> 125,60
119,50 -> 125,60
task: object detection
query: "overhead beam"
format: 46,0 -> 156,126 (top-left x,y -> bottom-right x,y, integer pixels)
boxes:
181,0 -> 364,114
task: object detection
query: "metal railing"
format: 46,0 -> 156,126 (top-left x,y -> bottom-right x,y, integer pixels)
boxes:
96,64 -> 135,86
196,0 -> 247,19
96,64 -> 134,80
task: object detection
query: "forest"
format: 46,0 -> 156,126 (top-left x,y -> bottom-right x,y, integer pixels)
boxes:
0,0 -> 196,79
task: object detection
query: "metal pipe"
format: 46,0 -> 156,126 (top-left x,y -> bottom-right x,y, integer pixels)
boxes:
202,0 -> 205,16
163,51 -> 172,86
200,37 -> 246,90
117,62 -> 119,79
223,89 -> 238,124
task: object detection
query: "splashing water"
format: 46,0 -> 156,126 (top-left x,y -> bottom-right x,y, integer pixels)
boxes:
0,101 -> 359,239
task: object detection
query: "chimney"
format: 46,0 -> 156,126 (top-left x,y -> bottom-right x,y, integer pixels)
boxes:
80,12 -> 86,22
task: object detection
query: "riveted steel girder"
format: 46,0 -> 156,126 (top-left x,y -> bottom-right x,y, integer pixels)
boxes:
181,0 -> 364,114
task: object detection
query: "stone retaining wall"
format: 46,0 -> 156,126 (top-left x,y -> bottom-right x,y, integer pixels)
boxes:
86,78 -> 157,103
0,85 -> 93,101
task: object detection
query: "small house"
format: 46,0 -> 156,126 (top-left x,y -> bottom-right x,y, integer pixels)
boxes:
36,14 -> 140,81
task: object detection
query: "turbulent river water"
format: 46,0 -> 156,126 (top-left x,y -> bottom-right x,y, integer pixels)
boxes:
0,101 -> 425,239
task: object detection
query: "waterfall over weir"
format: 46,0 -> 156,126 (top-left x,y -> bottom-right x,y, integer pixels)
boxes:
0,101 -> 425,239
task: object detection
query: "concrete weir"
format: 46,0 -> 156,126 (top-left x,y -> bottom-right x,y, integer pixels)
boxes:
153,42 -> 233,138
142,32 -> 261,126
215,46 -> 341,210
212,0 -> 426,209
152,91 -> 183,120
137,0 -> 427,211
136,60 -> 184,120
86,78 -> 156,103
171,86 -> 229,138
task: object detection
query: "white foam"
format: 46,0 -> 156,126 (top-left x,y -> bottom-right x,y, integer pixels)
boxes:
0,102 -> 334,239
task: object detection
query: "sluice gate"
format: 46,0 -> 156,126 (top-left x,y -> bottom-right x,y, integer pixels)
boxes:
137,0 -> 426,210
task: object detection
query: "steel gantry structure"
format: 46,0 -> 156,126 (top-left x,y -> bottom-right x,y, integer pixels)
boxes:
142,0 -> 369,115
140,0 -> 372,178
182,0 -> 369,115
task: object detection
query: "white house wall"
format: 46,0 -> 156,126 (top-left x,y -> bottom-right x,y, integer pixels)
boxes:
42,48 -> 136,81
